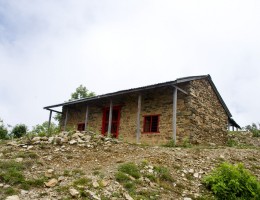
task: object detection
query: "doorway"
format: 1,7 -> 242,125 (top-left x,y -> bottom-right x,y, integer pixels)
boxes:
102,106 -> 121,138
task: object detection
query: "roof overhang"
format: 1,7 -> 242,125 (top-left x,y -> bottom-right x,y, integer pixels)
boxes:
43,74 -> 235,123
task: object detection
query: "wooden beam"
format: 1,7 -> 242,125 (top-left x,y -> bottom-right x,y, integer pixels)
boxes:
64,108 -> 69,131
84,105 -> 89,131
48,110 -> 52,134
172,85 -> 188,95
136,94 -> 142,143
172,87 -> 178,144
45,108 -> 62,114
107,100 -> 113,137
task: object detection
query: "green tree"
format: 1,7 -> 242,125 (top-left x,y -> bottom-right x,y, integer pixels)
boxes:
31,121 -> 58,136
0,118 -> 8,139
11,124 -> 27,138
54,85 -> 95,125
69,84 -> 95,101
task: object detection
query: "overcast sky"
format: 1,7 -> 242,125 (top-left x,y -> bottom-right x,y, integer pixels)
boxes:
0,0 -> 259,129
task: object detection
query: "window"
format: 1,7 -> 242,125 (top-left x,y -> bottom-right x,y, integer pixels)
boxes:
77,123 -> 85,131
143,115 -> 159,133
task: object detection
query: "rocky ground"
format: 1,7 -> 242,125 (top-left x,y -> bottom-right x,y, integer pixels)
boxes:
0,131 -> 260,200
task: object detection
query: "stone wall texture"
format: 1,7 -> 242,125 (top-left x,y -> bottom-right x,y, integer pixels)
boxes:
61,79 -> 228,145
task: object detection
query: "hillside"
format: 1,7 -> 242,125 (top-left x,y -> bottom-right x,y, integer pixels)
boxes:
0,131 -> 260,200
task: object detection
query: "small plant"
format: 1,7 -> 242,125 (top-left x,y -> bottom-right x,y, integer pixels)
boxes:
227,139 -> 238,147
3,187 -> 17,195
203,162 -> 260,200
182,137 -> 192,148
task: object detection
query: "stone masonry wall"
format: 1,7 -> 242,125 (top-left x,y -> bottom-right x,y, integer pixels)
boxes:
186,79 -> 228,145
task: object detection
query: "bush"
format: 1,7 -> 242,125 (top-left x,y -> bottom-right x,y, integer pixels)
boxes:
251,129 -> 260,137
118,162 -> 141,179
244,123 -> 260,137
0,125 -> 8,140
203,162 -> 260,200
11,124 -> 27,138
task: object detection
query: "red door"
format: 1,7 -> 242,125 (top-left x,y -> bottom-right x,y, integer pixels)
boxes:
102,106 -> 121,138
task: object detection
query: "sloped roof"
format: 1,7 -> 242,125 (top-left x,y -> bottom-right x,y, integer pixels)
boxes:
44,74 -> 240,128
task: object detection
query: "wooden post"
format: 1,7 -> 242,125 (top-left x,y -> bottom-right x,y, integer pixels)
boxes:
232,126 -> 234,131
84,105 -> 89,131
172,87 -> 178,144
64,107 -> 68,131
48,110 -> 52,133
136,94 -> 142,143
107,100 -> 113,137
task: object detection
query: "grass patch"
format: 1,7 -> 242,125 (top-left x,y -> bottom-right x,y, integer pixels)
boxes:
115,162 -> 175,199
115,171 -> 131,182
0,160 -> 25,185
73,177 -> 91,186
118,162 -> 141,179
0,160 -> 45,190
162,137 -> 192,148
154,166 -> 174,182
15,151 -> 39,159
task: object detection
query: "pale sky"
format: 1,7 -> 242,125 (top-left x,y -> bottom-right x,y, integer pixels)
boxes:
0,0 -> 259,129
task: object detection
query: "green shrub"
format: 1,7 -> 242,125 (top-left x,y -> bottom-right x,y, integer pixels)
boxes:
203,162 -> 260,200
0,118 -> 9,140
11,124 -> 27,138
31,121 -> 59,136
154,166 -> 174,182
118,162 -> 141,179
73,177 -> 90,186
244,123 -> 260,137
115,171 -> 131,182
182,137 -> 192,148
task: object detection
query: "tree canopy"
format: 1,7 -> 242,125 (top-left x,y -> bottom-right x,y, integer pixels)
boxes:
69,84 -> 95,101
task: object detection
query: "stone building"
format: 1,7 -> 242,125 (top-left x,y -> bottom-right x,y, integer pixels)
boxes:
44,75 -> 240,145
